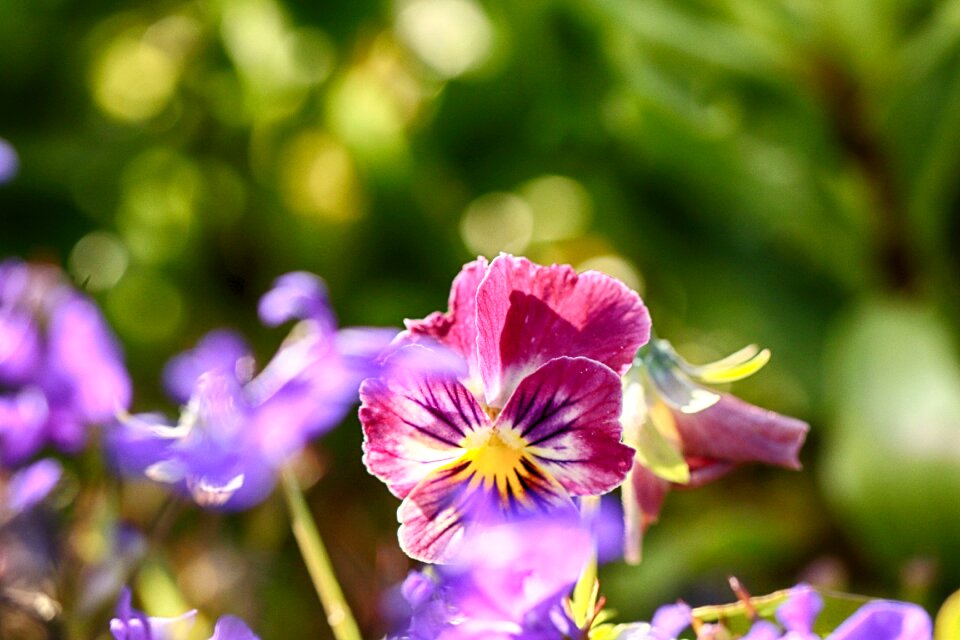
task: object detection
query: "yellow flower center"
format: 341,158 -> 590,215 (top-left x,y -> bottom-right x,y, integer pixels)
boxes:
458,426 -> 533,505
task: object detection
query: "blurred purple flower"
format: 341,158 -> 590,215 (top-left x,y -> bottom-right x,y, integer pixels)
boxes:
828,600 -> 932,640
0,138 -> 18,183
108,271 -> 445,510
3,458 -> 61,517
110,588 -> 259,640
0,259 -> 130,466
638,585 -> 932,640
389,516 -> 594,640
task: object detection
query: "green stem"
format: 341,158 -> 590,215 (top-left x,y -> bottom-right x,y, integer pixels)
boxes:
281,467 -> 362,640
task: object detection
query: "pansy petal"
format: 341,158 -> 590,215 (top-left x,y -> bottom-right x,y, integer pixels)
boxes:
500,357 -> 633,495
47,295 -> 131,421
671,394 -> 809,469
827,600 -> 932,640
397,460 -> 575,563
258,271 -> 336,331
404,257 -> 489,385
361,374 -> 487,499
163,330 -> 252,403
476,254 -> 650,407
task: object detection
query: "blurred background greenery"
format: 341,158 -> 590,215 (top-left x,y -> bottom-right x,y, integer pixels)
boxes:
2,0 -> 960,637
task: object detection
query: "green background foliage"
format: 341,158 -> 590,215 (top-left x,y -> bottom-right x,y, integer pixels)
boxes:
2,0 -> 960,637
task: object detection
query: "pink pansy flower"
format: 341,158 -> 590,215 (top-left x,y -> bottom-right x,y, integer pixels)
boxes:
360,254 -> 650,563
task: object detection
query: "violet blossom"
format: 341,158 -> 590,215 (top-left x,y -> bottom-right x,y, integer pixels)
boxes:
110,588 -> 259,640
0,458 -> 61,523
0,138 -> 17,184
633,585 -> 932,640
107,271 -> 428,509
360,254 -> 649,562
0,259 -> 131,466
388,515 -> 594,640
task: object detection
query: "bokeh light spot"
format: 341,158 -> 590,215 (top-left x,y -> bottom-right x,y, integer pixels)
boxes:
280,131 -> 363,222
117,148 -> 201,263
395,0 -> 494,78
91,32 -> 179,122
106,270 -> 184,343
68,231 -> 129,292
460,192 -> 533,257
519,175 -> 592,243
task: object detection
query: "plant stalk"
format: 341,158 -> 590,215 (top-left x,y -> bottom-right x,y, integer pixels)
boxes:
281,467 -> 361,640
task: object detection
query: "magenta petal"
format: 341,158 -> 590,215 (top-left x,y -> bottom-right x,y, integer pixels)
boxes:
672,394 -> 809,469
500,357 -> 633,496
404,257 -> 489,385
360,375 -> 486,499
396,465 -> 476,563
476,254 -> 650,407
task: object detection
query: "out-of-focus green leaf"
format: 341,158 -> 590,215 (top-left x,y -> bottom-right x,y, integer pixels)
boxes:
935,589 -> 960,640
822,300 -> 960,576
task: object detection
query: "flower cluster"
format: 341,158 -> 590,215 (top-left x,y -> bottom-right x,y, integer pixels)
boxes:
0,251 -> 940,640
0,259 -> 130,466
107,271 -> 402,509
111,588 -> 258,640
636,584 -> 932,640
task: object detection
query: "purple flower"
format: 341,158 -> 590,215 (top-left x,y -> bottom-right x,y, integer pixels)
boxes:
361,255 -> 648,562
643,585 -> 932,640
110,588 -> 259,640
0,458 -> 62,522
389,515 -> 594,639
828,601 -> 932,640
110,588 -> 197,640
107,272 -> 420,509
0,138 -> 18,184
0,259 -> 130,466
